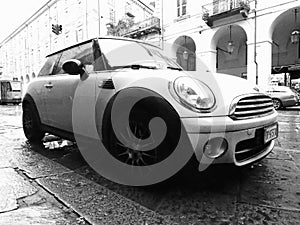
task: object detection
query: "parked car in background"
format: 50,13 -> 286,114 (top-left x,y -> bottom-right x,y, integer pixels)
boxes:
22,37 -> 278,182
260,85 -> 299,110
0,79 -> 22,105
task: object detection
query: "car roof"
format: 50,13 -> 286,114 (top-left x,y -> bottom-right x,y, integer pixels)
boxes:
46,36 -> 160,57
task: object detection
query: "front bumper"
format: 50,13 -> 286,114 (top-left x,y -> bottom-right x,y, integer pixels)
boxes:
1,98 -> 22,104
181,111 -> 277,167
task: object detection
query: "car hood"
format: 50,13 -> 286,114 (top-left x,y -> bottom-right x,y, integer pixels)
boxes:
111,69 -> 261,117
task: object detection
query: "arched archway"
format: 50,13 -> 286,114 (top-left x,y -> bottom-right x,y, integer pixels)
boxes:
173,36 -> 196,71
211,25 -> 248,78
271,7 -> 300,83
25,74 -> 30,84
32,72 -> 36,79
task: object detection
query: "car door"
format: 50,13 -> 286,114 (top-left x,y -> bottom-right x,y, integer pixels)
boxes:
45,40 -> 96,133
34,53 -> 61,125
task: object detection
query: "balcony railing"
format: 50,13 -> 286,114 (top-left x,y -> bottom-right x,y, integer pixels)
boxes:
121,17 -> 161,38
202,0 -> 250,16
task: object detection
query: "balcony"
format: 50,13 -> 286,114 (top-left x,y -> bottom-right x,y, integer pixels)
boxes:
202,0 -> 250,27
121,17 -> 161,39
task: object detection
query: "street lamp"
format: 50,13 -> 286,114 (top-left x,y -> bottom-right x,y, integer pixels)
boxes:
290,9 -> 300,44
291,30 -> 300,44
183,50 -> 189,60
227,25 -> 234,54
182,36 -> 189,70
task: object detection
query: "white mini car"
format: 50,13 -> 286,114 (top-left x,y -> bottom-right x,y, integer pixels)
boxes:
22,37 -> 278,171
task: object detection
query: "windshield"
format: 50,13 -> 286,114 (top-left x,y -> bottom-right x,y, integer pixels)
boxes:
11,81 -> 21,91
98,39 -> 181,70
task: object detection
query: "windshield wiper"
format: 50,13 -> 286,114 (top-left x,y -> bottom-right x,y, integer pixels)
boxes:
166,66 -> 182,71
118,64 -> 158,70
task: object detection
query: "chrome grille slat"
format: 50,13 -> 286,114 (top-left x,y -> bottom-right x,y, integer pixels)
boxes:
236,102 -> 274,109
231,94 -> 274,120
238,98 -> 271,104
234,107 -> 274,115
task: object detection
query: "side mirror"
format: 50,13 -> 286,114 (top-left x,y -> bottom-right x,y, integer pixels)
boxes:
62,59 -> 85,75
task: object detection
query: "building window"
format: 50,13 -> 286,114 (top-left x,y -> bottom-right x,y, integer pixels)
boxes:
177,0 -> 187,17
76,28 -> 83,42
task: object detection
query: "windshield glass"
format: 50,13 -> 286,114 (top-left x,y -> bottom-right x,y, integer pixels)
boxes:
98,39 -> 181,70
10,81 -> 21,91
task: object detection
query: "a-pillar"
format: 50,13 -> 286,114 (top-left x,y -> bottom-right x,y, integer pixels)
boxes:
247,40 -> 272,87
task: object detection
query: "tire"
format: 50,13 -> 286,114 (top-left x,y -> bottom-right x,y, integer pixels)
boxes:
105,96 -> 181,167
272,98 -> 282,110
22,102 -> 45,142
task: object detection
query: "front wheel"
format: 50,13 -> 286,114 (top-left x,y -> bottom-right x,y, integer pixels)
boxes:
22,103 -> 45,142
103,94 -> 182,168
272,98 -> 282,110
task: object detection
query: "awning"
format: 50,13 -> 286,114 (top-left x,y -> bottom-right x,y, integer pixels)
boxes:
272,65 -> 300,79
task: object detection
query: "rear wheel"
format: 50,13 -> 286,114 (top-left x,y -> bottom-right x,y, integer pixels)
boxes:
22,103 -> 45,142
272,98 -> 282,110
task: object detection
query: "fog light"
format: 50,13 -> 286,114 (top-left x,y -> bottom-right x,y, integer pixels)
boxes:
203,137 -> 228,159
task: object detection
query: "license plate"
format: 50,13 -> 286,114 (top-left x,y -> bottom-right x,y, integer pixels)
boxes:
264,123 -> 278,143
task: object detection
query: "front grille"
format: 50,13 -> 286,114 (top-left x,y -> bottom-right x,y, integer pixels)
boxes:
230,94 -> 274,120
235,128 -> 271,163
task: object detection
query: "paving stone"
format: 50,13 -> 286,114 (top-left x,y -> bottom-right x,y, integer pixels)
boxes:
240,158 -> 299,185
239,180 -> 300,211
289,152 -> 300,169
3,145 -> 73,178
278,121 -> 300,133
155,188 -> 237,224
0,205 -> 86,225
37,172 -> 174,225
74,165 -> 166,211
277,133 -> 300,143
0,168 -> 37,213
267,147 -> 293,161
236,203 -> 300,225
275,140 -> 300,151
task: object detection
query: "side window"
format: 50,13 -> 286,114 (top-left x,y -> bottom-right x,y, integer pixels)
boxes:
38,54 -> 61,76
54,41 -> 94,74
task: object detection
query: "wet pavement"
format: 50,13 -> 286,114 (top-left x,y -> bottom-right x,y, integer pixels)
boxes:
0,104 -> 299,224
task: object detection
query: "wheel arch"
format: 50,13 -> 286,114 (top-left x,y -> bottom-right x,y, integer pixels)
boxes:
22,93 -> 42,121
272,97 -> 282,109
101,87 -> 181,146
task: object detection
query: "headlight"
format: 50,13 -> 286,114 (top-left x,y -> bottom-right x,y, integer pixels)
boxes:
172,77 -> 216,111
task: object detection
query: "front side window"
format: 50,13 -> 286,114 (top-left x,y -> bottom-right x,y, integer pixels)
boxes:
177,0 -> 187,17
55,41 -> 94,74
38,54 -> 61,76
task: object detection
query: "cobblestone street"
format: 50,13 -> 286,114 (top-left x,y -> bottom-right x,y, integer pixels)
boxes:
0,105 -> 299,225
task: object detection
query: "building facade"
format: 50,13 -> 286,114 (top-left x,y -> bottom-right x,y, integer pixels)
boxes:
159,0 -> 300,87
1,0 -> 300,88
0,0 -> 154,84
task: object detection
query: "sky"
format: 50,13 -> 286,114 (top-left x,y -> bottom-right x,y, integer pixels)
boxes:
0,0 -> 49,42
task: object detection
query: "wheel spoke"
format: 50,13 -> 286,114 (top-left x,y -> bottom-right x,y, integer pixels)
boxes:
118,151 -> 129,156
141,152 -> 156,159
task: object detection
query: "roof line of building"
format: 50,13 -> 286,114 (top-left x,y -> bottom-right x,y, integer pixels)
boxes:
135,0 -> 154,12
0,0 -> 57,47
0,0 -> 154,48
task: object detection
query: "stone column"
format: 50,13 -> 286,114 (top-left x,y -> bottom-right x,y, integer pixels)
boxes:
197,50 -> 217,73
247,40 -> 272,87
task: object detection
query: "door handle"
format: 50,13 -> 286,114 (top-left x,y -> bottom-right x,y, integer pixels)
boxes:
44,83 -> 53,89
